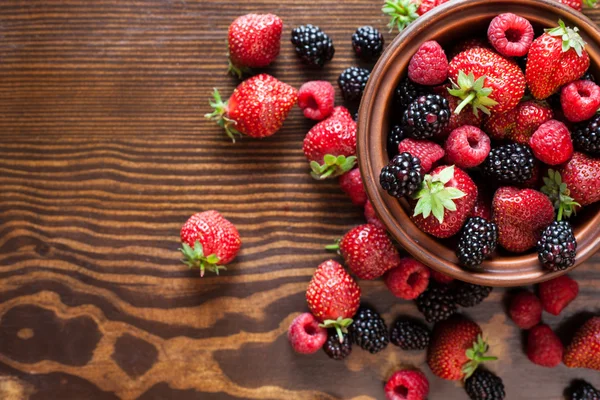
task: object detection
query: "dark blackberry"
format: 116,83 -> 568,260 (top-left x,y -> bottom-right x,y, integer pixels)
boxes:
348,305 -> 389,354
453,281 -> 493,308
415,283 -> 457,323
465,369 -> 506,400
537,220 -> 577,272
394,77 -> 429,110
402,94 -> 451,139
569,380 -> 600,400
379,152 -> 424,198
481,143 -> 534,184
323,331 -> 352,360
390,317 -> 430,350
573,114 -> 600,155
338,67 -> 370,101
582,70 -> 596,83
290,24 -> 335,66
456,217 -> 498,269
352,25 -> 384,61
387,124 -> 405,158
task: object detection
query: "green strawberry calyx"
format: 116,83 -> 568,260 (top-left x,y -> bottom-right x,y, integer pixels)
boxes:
448,71 -> 499,117
205,88 -> 243,142
310,154 -> 357,180
541,169 -> 580,221
546,20 -> 587,57
584,0 -> 598,8
180,240 -> 226,277
411,165 -> 466,224
382,0 -> 420,33
462,335 -> 498,380
227,57 -> 250,79
319,316 -> 353,343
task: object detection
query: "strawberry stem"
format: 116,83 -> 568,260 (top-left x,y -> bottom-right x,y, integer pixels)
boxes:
204,88 -> 243,143
584,0 -> 598,7
546,20 -> 587,57
447,71 -> 499,117
454,92 -> 476,115
411,165 -> 466,224
462,335 -> 497,380
320,317 -> 353,343
541,169 -> 580,221
325,241 -> 340,251
381,0 -> 420,32
179,240 -> 226,277
310,154 -> 357,180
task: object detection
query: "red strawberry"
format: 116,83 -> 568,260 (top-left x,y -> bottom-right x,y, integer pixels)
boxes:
397,138 -> 445,172
427,316 -> 496,381
539,275 -> 579,316
339,168 -> 367,206
560,152 -> 600,206
206,74 -> 297,141
485,101 -> 554,144
180,210 -> 242,276
328,224 -> 401,280
435,86 -> 483,139
227,14 -> 283,77
564,316 -> 600,371
492,187 -> 555,253
527,324 -> 564,368
448,47 -> 526,115
411,165 -> 478,238
449,38 -> 491,59
303,106 -> 357,180
306,260 -> 361,341
526,20 -> 590,99
556,0 -> 598,11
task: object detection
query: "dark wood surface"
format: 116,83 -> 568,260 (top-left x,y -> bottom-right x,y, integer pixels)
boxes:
0,1 -> 599,399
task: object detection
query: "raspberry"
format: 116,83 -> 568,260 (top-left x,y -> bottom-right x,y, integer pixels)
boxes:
297,81 -> 335,120
444,126 -> 491,168
364,199 -> 385,229
526,324 -> 564,368
287,313 -> 328,354
408,41 -> 449,86
509,291 -> 542,329
487,13 -> 534,57
385,257 -> 431,300
430,269 -> 454,284
530,120 -> 573,165
397,138 -> 445,172
384,370 -> 430,400
339,168 -> 367,206
539,275 -> 579,316
561,80 -> 600,123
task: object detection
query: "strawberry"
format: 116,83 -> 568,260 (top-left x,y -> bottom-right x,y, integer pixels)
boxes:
382,0 -> 448,32
556,0 -> 599,11
564,316 -> 600,371
484,100 -> 553,144
206,74 -> 297,141
560,152 -> 600,206
227,14 -> 283,78
492,187 -> 555,253
410,165 -> 478,238
526,20 -> 590,100
327,224 -> 401,280
539,275 -> 579,316
306,260 -> 361,341
427,316 -> 497,381
179,210 -> 242,276
303,106 -> 357,179
448,47 -> 526,115
434,86 -> 483,139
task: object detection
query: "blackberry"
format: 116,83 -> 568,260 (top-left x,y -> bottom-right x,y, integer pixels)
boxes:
537,220 -> 577,272
380,153 -> 424,198
481,143 -> 534,184
352,26 -> 384,61
394,77 -> 429,110
569,380 -> 600,400
338,67 -> 370,101
453,282 -> 493,308
323,331 -> 352,360
387,124 -> 405,158
390,317 -> 430,350
415,283 -> 457,323
456,217 -> 498,269
402,94 -> 451,139
573,114 -> 600,155
465,369 -> 506,400
348,305 -> 389,354
290,24 -> 335,66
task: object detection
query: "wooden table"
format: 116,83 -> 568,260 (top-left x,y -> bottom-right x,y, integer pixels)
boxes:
0,1 -> 599,399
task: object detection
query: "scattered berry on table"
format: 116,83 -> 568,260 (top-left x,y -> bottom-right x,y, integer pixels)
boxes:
456,217 -> 498,269
430,269 -> 454,284
387,124 -> 406,158
298,81 -> 335,121
390,317 -> 431,350
484,100 -> 553,144
397,138 -> 445,172
291,24 -> 335,66
481,143 -> 534,184
384,370 -> 430,400
416,0 -> 449,15
564,316 -> 600,371
526,324 -> 564,368
445,125 -> 491,169
385,257 -> 431,300
509,291 -> 543,330
573,114 -> 600,155
380,152 -> 424,198
465,369 -> 506,400
408,40 -> 449,86
416,283 -> 458,323
487,13 -> 534,57
339,168 -> 367,207
568,380 -> 600,400
352,26 -> 384,61
349,305 -> 390,354
364,199 -> 385,229
539,274 -> 579,316
338,66 -> 370,101
453,281 -> 493,308
561,80 -> 600,122
530,119 -> 573,165
287,313 -> 328,354
403,94 -> 451,139
323,330 -> 352,360
382,0 -> 420,32
394,77 -> 430,110
537,221 -> 577,271
559,152 -> 600,206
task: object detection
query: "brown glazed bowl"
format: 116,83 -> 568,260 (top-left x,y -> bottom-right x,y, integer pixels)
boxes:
358,0 -> 600,287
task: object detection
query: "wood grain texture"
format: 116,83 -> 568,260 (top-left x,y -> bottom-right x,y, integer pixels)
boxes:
0,1 -> 599,399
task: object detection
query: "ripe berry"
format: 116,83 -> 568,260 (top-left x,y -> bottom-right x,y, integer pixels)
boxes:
444,126 -> 491,169
568,380 -> 600,400
394,77 -> 429,110
537,221 -> 577,271
482,143 -> 534,184
561,80 -> 600,122
539,275 -> 579,316
291,24 -> 335,66
387,124 -> 406,158
456,217 -> 498,269
338,67 -> 370,101
573,114 -> 600,155
339,168 -> 367,206
287,313 -> 328,354
364,199 -> 385,229
408,40 -> 449,86
509,291 -> 542,330
397,138 -> 445,172
384,370 -> 430,400
487,13 -> 534,57
352,26 -> 384,61
385,257 -> 431,300
297,81 -> 335,120
453,282 -> 493,308
415,283 -> 457,323
526,324 -> 563,368
323,331 -> 352,360
403,94 -> 451,139
430,269 -> 455,284
390,317 -> 431,350
380,153 -> 424,198
530,119 -> 574,166
349,306 -> 390,354
465,369 -> 506,400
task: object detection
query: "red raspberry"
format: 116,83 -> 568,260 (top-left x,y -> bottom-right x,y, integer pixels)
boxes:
487,13 -> 534,57
384,370 -> 429,400
287,313 -> 327,354
385,258 -> 431,300
397,138 -> 445,172
526,324 -> 564,368
364,199 -> 385,229
408,41 -> 448,86
416,0 -> 449,15
530,120 -> 573,165
339,168 -> 367,206
539,275 -> 579,316
444,125 -> 491,168
430,269 -> 454,284
298,81 -> 335,121
561,80 -> 600,123
509,291 -> 542,329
